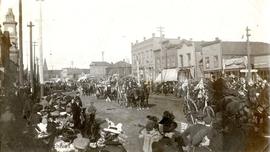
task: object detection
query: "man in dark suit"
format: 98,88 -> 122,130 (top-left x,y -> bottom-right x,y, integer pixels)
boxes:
71,99 -> 81,129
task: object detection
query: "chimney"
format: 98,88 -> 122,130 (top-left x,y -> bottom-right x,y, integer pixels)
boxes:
189,38 -> 193,41
131,42 -> 134,46
152,33 -> 155,38
162,34 -> 165,38
143,37 -> 146,41
136,40 -> 138,43
177,36 -> 181,40
215,37 -> 220,41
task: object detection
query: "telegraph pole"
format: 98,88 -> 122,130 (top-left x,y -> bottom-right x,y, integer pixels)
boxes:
136,57 -> 140,84
246,26 -> 251,83
33,42 -> 38,95
19,0 -> 24,85
33,42 -> 38,76
37,0 -> 44,97
157,26 -> 164,39
27,22 -> 34,93
102,51 -> 104,61
36,57 -> 39,83
157,26 -> 164,82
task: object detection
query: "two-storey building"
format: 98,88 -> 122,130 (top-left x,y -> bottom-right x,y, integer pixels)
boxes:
177,40 -> 204,81
153,38 -> 181,82
201,39 -> 270,79
89,61 -> 111,78
131,33 -> 161,82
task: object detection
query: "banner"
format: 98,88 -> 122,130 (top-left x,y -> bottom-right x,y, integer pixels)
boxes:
223,56 -> 247,69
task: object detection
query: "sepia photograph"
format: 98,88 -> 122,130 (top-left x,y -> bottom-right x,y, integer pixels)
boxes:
0,0 -> 269,151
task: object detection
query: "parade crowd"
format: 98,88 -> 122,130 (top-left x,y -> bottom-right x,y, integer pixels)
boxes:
1,72 -> 269,152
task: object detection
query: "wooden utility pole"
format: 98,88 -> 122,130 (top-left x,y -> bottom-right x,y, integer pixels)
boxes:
37,0 -> 44,97
19,0 -> 24,85
157,26 -> 164,39
246,26 -> 251,82
33,42 -> 38,77
136,56 -> 140,84
157,26 -> 164,82
27,22 -> 34,93
33,42 -> 38,94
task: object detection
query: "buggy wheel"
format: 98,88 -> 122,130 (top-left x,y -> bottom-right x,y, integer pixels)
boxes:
183,103 -> 188,115
189,99 -> 198,112
203,106 -> 215,118
185,112 -> 195,124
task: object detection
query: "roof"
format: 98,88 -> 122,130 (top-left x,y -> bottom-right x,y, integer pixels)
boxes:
194,41 -> 205,52
111,61 -> 131,68
90,61 -> 111,66
221,41 -> 270,55
161,39 -> 184,49
47,69 -> 62,74
177,40 -> 206,52
201,39 -> 221,47
201,40 -> 270,56
62,68 -> 89,74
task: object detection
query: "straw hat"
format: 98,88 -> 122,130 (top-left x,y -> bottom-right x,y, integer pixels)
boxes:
50,110 -> 60,117
103,123 -> 123,134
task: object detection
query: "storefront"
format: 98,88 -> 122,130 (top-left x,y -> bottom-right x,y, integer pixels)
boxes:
222,56 -> 247,77
178,66 -> 195,82
154,68 -> 178,83
254,55 -> 270,81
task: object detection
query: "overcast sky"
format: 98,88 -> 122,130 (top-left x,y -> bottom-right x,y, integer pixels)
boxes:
0,0 -> 269,70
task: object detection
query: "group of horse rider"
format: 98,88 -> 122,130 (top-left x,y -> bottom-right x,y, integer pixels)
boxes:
78,79 -> 151,110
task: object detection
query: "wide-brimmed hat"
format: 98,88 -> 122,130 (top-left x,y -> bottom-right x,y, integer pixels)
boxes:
159,111 -> 175,125
60,111 -> 67,116
50,110 -> 60,117
103,123 -> 123,134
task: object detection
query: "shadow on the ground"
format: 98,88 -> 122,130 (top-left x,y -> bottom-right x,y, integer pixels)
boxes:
148,103 -> 156,108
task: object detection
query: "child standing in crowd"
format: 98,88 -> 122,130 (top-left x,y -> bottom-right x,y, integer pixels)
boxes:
139,116 -> 161,152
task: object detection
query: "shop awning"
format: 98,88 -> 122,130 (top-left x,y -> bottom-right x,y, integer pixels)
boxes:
154,68 -> 178,83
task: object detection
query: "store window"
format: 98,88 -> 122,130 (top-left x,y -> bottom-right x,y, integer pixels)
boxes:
205,57 -> 210,69
187,53 -> 191,66
179,55 -> 183,67
214,55 -> 219,68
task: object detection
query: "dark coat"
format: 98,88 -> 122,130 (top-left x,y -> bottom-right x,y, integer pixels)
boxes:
29,113 -> 42,125
71,102 -> 81,128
